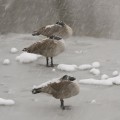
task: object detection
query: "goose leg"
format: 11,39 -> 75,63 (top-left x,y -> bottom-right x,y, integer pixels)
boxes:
50,57 -> 54,67
60,99 -> 65,110
46,57 -> 49,67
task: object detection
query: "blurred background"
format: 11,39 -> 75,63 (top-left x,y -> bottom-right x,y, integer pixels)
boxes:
0,0 -> 120,39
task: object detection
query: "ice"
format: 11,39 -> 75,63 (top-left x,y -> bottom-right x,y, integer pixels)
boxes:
57,64 -> 78,71
101,74 -> 109,80
92,62 -> 100,68
16,52 -> 41,63
79,75 -> 120,85
90,68 -> 100,75
3,59 -> 10,65
112,71 -> 119,77
78,64 -> 92,70
10,47 -> 18,53
0,98 -> 15,105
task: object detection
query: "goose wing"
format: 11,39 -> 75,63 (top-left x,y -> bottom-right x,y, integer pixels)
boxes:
32,24 -> 62,37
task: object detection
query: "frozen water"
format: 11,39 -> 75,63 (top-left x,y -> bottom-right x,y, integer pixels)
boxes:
78,64 -> 92,70
0,98 -> 15,105
112,71 -> 119,77
101,74 -> 109,80
10,47 -> 18,53
16,52 -> 41,63
57,64 -> 78,71
90,68 -> 100,76
92,62 -> 100,68
3,59 -> 10,65
79,75 -> 120,85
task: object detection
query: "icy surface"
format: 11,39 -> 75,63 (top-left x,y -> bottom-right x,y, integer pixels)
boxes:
57,64 -> 77,71
0,98 -> 15,105
10,47 -> 18,53
90,68 -> 100,75
3,59 -> 10,65
78,64 -> 92,70
16,52 -> 41,63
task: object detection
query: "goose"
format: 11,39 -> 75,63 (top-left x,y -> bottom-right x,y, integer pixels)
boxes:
22,35 -> 65,67
32,75 -> 80,110
32,21 -> 73,39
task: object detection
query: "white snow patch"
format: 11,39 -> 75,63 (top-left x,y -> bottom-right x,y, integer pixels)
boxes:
92,62 -> 100,68
57,64 -> 78,71
78,64 -> 92,70
45,24 -> 54,28
101,74 -> 109,80
10,47 -> 18,53
3,59 -> 10,65
91,99 -> 96,104
0,98 -> 15,106
90,68 -> 100,76
52,69 -> 56,72
112,71 -> 119,77
79,75 -> 120,86
16,52 -> 41,63
75,50 -> 83,54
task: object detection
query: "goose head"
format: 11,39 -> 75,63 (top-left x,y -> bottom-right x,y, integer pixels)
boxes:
61,75 -> 76,81
56,21 -> 65,27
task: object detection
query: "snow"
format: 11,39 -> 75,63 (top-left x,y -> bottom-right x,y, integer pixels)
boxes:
101,74 -> 109,80
79,75 -> 120,85
52,69 -> 56,72
57,64 -> 78,71
10,47 -> 18,53
90,68 -> 100,75
112,71 -> 119,77
78,64 -> 92,70
0,98 -> 15,105
16,52 -> 41,63
92,62 -> 100,68
3,59 -> 10,65
91,99 -> 96,104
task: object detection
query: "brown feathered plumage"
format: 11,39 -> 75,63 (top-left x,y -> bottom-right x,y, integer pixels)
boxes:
32,75 -> 80,110
32,21 -> 73,39
23,35 -> 65,67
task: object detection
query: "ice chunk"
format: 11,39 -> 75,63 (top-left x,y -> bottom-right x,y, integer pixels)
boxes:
112,71 -> 119,77
3,59 -> 10,65
0,98 -> 15,105
101,74 -> 109,80
92,62 -> 100,68
16,52 -> 41,63
57,64 -> 77,71
90,68 -> 100,75
10,47 -> 18,53
78,64 -> 92,70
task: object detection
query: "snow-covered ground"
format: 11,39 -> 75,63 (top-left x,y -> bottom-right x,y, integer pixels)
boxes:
0,34 -> 120,120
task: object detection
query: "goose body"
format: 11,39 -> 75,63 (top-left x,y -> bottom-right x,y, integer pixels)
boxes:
32,75 -> 80,109
23,35 -> 65,67
32,21 -> 73,39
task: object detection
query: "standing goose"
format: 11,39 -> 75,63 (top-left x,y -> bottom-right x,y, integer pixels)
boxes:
23,35 -> 65,67
32,75 -> 80,110
32,21 -> 73,39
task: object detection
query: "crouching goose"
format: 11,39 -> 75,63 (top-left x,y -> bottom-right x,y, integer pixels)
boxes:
32,21 -> 73,39
23,35 -> 65,67
32,75 -> 80,110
